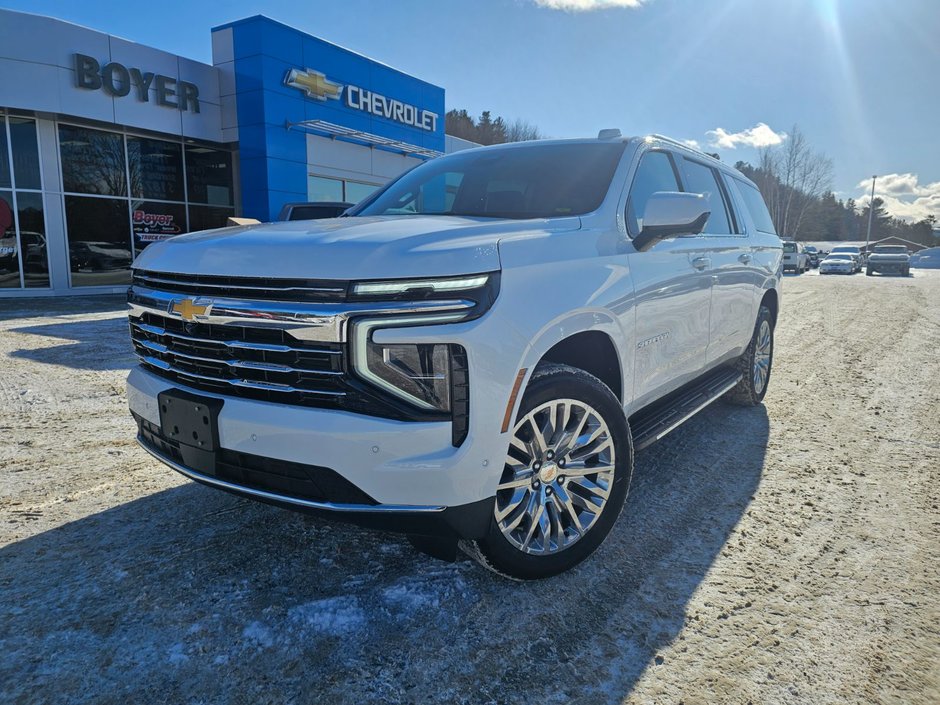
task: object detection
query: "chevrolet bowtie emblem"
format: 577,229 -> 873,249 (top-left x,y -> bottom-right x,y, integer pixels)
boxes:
170,298 -> 209,322
284,68 -> 344,102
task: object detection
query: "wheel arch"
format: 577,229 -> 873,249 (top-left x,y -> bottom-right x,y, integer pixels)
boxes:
536,330 -> 623,402
760,287 -> 779,329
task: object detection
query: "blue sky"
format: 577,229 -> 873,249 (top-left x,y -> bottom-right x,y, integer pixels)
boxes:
4,0 -> 938,220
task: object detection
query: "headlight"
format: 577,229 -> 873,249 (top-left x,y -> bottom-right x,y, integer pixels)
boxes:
352,313 -> 468,412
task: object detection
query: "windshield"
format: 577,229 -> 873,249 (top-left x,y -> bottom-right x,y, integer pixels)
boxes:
827,254 -> 852,261
354,143 -> 626,219
873,246 -> 908,254
783,242 -> 798,253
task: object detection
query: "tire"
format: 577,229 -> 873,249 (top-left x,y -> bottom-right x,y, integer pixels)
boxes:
867,268 -> 873,276
461,364 -> 633,580
725,305 -> 774,406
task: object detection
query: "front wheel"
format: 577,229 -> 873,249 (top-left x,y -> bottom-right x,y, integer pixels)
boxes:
462,364 -> 633,580
726,305 -> 774,406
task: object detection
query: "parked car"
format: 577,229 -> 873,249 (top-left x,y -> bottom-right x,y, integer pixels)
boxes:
126,132 -> 783,579
866,245 -> 911,276
830,245 -> 863,273
278,201 -> 353,221
803,246 -> 819,268
911,247 -> 940,269
782,240 -> 809,273
69,241 -> 133,271
819,253 -> 856,274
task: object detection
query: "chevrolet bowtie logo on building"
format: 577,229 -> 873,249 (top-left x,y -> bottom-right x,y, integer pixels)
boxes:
284,66 -> 439,132
169,298 -> 210,322
284,68 -> 343,102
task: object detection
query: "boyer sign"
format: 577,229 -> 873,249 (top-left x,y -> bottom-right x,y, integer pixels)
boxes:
73,54 -> 201,113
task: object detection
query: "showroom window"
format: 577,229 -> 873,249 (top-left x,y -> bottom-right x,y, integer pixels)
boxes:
0,115 -> 49,289
58,124 -> 235,287
308,175 -> 379,204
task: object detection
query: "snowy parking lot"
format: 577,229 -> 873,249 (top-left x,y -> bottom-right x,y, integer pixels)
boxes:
1,272 -> 938,704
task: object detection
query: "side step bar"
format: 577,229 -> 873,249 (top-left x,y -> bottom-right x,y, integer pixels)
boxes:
629,367 -> 742,451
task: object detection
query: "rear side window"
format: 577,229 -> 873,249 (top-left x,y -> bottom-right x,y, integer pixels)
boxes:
680,159 -> 733,234
735,179 -> 776,234
625,151 -> 680,236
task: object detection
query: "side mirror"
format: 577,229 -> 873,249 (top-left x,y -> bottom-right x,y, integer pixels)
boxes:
634,192 -> 710,252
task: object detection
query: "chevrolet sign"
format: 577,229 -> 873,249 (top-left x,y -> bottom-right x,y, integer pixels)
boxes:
284,68 -> 438,132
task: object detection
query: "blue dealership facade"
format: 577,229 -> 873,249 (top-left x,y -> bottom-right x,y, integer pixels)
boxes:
0,9 -> 464,296
212,16 -> 446,222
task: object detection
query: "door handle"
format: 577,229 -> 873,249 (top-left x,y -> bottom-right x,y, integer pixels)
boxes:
738,253 -> 753,264
691,257 -> 710,271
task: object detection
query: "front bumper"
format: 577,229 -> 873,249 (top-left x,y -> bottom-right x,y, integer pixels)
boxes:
127,366 -> 500,535
868,262 -> 907,273
135,419 -> 492,538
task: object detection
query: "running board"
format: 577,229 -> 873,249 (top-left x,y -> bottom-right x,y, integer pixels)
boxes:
629,367 -> 742,451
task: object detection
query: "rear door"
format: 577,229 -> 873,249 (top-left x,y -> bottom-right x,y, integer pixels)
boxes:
677,157 -> 755,365
626,149 -> 712,407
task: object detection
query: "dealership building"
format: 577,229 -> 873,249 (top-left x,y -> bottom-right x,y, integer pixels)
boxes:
0,9 -> 468,297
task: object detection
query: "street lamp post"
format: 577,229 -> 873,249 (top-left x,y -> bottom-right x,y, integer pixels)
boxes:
864,175 -> 877,256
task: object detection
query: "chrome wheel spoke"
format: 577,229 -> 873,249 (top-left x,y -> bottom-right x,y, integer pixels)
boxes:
520,502 -> 545,551
560,460 -> 615,477
555,485 -> 584,535
496,475 -> 533,491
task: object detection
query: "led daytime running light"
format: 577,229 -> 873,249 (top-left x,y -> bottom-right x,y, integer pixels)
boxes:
353,275 -> 489,296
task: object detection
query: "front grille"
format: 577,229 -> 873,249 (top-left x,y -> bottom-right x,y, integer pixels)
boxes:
133,269 -> 350,303
137,415 -> 377,505
130,312 -> 348,407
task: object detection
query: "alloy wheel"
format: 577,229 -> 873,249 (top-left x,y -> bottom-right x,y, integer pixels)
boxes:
494,399 -> 616,555
753,320 -> 772,394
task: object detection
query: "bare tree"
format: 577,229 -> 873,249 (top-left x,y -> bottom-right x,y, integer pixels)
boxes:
505,118 -> 544,143
758,125 -> 833,239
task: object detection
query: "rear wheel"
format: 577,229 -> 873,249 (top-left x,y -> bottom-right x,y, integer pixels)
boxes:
462,364 -> 632,580
726,305 -> 773,406
867,267 -> 873,276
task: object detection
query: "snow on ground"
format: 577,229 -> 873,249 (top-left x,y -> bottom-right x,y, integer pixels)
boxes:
1,272 -> 938,704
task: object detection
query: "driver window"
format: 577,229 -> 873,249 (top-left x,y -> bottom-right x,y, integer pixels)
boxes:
625,151 -> 680,236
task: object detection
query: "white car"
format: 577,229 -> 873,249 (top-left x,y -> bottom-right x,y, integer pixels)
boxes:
830,246 -> 863,273
126,132 -> 783,579
819,253 -> 856,274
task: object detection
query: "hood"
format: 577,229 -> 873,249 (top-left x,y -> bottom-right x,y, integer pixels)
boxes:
132,215 -> 580,280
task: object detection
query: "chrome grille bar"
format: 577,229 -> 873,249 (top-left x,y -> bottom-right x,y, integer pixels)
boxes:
130,320 -> 341,355
133,338 -> 342,376
137,355 -> 347,398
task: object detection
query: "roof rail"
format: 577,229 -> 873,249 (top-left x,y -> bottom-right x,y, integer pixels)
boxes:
647,134 -> 722,163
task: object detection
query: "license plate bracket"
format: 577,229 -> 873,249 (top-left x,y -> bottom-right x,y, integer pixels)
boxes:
158,389 -> 224,451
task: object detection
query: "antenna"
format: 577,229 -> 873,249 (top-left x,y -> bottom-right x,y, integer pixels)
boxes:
597,128 -> 622,139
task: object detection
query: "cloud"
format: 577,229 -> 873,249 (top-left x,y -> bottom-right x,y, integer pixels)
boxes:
681,139 -> 701,150
856,173 -> 940,222
855,172 -> 937,197
706,123 -> 788,149
532,0 -> 645,10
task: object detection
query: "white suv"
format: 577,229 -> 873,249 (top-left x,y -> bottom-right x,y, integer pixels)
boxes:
126,132 -> 782,579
